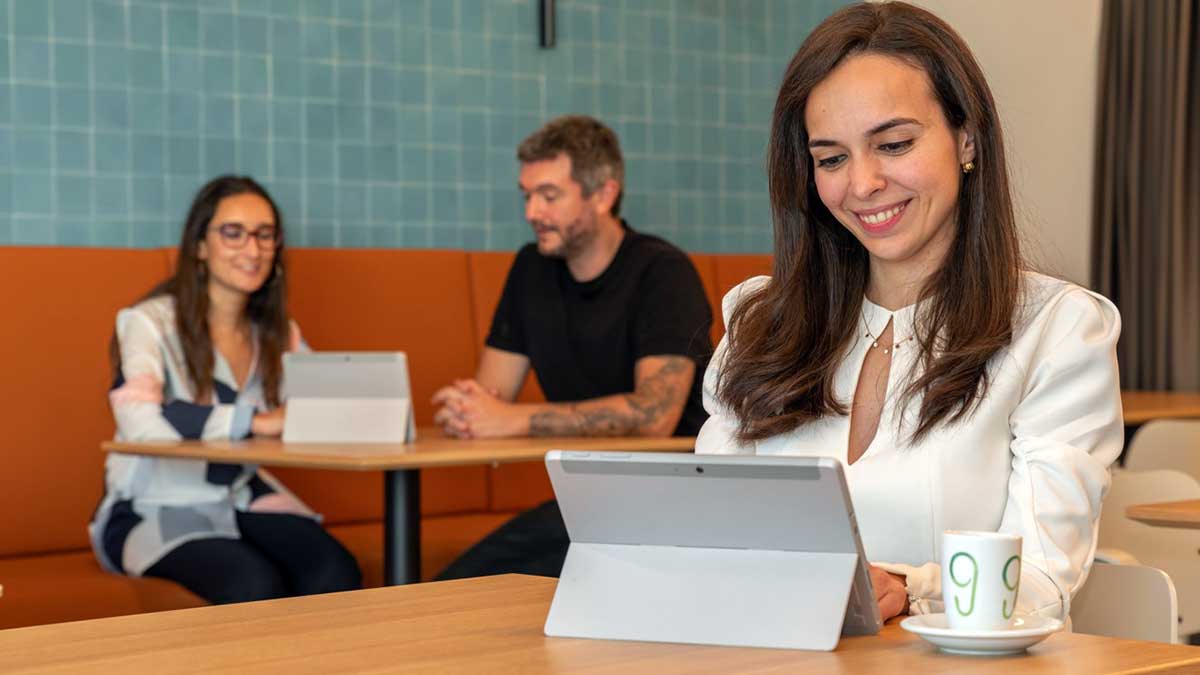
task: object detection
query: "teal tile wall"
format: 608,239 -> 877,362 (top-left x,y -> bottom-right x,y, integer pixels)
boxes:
0,0 -> 847,251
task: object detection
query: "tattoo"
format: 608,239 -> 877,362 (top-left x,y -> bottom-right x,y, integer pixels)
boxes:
529,357 -> 692,437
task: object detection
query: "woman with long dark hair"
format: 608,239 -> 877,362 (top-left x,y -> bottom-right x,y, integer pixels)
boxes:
697,2 -> 1122,621
89,175 -> 361,603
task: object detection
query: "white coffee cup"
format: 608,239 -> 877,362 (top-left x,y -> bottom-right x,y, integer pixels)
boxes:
941,530 -> 1022,631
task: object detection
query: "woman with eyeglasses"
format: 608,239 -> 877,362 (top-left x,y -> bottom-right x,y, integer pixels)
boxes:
89,175 -> 361,604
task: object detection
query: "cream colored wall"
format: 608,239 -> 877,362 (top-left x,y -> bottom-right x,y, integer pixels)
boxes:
911,0 -> 1104,286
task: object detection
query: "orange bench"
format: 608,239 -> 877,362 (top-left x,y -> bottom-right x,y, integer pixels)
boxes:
0,246 -> 770,628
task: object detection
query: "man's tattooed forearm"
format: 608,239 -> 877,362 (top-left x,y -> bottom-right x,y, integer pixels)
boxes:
528,357 -> 692,437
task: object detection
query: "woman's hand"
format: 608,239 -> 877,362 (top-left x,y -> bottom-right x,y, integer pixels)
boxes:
869,565 -> 909,621
252,406 -> 286,437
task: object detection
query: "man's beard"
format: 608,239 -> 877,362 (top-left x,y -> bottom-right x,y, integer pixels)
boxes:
533,216 -> 596,259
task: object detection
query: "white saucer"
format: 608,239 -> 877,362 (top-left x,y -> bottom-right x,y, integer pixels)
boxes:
900,613 -> 1063,656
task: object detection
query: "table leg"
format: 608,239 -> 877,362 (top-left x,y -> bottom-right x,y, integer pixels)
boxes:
384,468 -> 421,585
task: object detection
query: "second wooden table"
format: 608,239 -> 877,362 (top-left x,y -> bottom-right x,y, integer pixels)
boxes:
102,430 -> 695,585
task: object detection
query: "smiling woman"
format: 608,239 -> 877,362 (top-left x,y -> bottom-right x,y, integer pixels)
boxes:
89,175 -> 362,606
695,1 -> 1122,626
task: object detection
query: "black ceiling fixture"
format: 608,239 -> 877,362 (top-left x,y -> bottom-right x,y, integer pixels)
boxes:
539,0 -> 556,48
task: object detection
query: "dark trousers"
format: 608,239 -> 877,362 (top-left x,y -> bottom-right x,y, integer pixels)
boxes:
435,500 -> 569,580
144,511 -> 362,604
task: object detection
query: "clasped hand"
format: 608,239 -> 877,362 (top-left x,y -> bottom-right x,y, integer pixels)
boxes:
432,380 -> 522,439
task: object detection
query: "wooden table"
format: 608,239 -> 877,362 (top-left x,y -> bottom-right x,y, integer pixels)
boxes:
1122,391 -> 1200,426
2,574 -> 1198,674
102,430 -> 694,586
1127,500 -> 1200,530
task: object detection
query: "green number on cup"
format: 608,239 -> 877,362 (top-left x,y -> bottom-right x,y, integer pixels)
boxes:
949,552 -> 978,617
1002,555 -> 1020,619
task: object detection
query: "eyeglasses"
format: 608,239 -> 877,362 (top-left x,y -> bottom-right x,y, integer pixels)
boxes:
211,222 -> 281,249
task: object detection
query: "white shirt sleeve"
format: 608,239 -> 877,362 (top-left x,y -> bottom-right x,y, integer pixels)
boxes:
694,278 -> 770,456
111,307 -> 252,441
887,288 -> 1124,617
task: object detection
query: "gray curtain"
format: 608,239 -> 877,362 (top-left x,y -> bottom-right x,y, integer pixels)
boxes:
1094,0 -> 1200,390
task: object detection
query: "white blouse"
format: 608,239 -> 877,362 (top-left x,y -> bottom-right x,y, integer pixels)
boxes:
696,272 -> 1123,618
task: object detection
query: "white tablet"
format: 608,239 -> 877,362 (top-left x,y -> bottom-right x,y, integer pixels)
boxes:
282,352 -> 416,443
543,451 -> 881,650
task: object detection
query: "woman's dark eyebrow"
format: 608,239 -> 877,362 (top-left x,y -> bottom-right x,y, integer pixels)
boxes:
868,117 -> 923,135
808,117 -> 924,148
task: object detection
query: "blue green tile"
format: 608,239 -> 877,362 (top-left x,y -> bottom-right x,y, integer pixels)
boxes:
203,56 -> 235,94
305,62 -> 334,98
339,223 -> 370,247
273,142 -> 304,179
237,15 -> 269,53
237,56 -> 269,96
306,103 -> 335,139
15,85 -> 53,127
431,149 -> 458,184
369,28 -> 396,63
430,110 -> 459,145
273,59 -> 305,98
13,173 -> 52,214
271,18 -> 303,59
0,129 -> 9,167
132,135 -> 166,175
15,39 -> 51,80
202,12 -> 236,51
93,45 -> 129,87
431,223 -> 461,248
369,146 -> 398,181
337,25 -> 365,62
167,137 -> 202,175
236,141 -> 270,178
205,139 -> 236,175
132,220 -> 171,247
337,184 -> 367,220
397,68 -> 427,105
168,51 -> 203,91
306,141 -> 335,178
94,1 -> 128,43
369,67 -> 398,103
302,21 -> 334,60
338,144 -> 368,180
399,187 -> 428,221
93,220 -> 131,246
398,106 -> 428,144
95,133 -> 130,172
337,65 -> 367,101
14,0 -> 50,36
306,181 -> 335,219
54,88 -> 89,128
368,185 -> 400,222
430,1 -> 456,30
204,97 -> 236,137
239,99 -> 271,138
52,0 -> 87,40
273,101 -> 304,138
306,225 -> 335,247
168,94 -> 201,134
167,8 -> 200,49
336,105 -> 367,140
131,5 -> 164,47
367,224 -> 401,247
488,37 -> 516,74
57,175 -> 92,215
130,49 -> 165,89
94,90 -> 129,130
430,31 -> 457,69
14,130 -> 51,170
398,29 -> 427,66
13,216 -> 55,244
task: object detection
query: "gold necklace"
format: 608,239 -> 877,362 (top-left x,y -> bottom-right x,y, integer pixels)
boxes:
861,308 -> 914,356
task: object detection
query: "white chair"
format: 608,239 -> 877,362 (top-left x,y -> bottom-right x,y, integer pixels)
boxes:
1124,419 -> 1200,479
1098,468 -> 1200,640
1072,563 -> 1178,643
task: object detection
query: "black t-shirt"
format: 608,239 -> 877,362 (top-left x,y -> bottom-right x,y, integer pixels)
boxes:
486,223 -> 712,436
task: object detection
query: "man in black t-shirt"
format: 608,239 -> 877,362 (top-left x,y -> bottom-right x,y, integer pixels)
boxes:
431,115 -> 711,579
